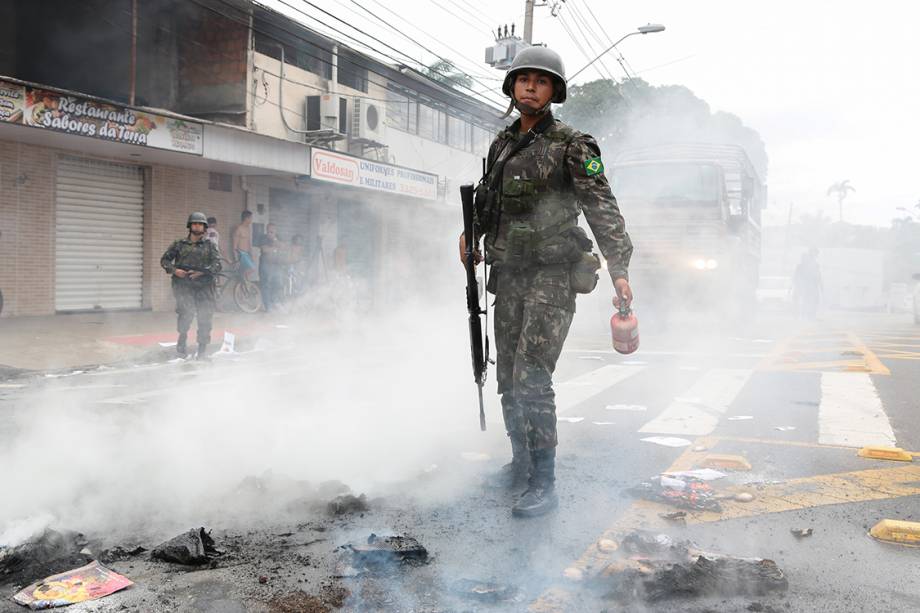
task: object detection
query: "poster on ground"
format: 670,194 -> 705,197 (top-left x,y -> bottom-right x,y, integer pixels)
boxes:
12,561 -> 133,609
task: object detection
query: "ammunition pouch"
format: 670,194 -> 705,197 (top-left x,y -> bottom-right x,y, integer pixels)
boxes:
501,176 -> 539,215
503,223 -> 536,270
570,252 -> 601,294
486,266 -> 498,294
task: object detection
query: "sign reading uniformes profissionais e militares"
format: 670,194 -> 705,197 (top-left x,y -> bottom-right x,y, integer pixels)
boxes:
311,148 -> 438,201
0,79 -> 203,155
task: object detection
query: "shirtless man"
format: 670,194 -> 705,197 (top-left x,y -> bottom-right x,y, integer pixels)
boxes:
232,210 -> 255,280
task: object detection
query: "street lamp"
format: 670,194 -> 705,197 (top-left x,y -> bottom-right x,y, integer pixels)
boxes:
567,23 -> 666,83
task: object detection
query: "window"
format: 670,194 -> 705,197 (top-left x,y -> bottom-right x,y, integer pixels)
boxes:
253,13 -> 333,79
418,104 -> 436,140
448,115 -> 470,151
338,49 -> 368,93
473,125 -> 493,155
208,172 -> 232,192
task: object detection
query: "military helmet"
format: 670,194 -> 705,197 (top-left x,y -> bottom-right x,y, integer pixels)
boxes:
187,211 -> 208,228
502,46 -> 567,104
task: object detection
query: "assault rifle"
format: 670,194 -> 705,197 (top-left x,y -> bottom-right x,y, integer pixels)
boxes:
460,183 -> 488,431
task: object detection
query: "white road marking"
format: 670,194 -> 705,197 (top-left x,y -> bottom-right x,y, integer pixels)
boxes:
638,368 -> 753,436
818,372 -> 896,447
555,364 -> 645,414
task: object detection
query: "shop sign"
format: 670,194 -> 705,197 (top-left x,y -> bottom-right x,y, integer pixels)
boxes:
311,148 -> 438,201
0,79 -> 203,155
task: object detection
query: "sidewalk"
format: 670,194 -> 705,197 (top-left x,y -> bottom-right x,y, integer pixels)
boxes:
0,310 -> 276,373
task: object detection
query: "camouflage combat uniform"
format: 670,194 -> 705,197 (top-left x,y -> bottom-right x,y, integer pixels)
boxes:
160,237 -> 222,347
475,112 -> 632,451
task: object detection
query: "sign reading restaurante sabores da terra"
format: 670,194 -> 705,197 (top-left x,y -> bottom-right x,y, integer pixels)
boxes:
0,78 -> 203,155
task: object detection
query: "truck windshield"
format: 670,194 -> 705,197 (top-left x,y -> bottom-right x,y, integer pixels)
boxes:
612,163 -> 721,203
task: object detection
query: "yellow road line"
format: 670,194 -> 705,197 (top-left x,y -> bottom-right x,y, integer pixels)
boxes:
846,332 -> 890,375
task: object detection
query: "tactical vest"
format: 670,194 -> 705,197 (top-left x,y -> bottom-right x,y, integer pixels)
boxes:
482,119 -> 591,269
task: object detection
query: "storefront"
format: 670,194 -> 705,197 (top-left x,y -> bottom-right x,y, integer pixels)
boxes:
0,77 -> 307,317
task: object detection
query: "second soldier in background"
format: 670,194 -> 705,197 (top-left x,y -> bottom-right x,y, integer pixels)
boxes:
460,46 -> 633,517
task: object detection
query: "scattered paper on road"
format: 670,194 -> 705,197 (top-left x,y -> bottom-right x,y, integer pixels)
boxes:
605,404 -> 647,412
577,355 -> 604,361
158,341 -> 177,347
13,561 -> 132,609
774,426 -> 797,431
641,436 -> 692,448
219,331 -> 236,353
727,415 -> 754,421
592,421 -> 616,426
663,468 -> 727,481
274,324 -> 291,329
558,417 -> 585,423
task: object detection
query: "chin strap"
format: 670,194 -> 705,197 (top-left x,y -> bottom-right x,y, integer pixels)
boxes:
504,95 -> 553,119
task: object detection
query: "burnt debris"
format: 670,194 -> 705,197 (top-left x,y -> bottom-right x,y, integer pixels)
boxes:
151,527 -> 221,566
0,529 -> 92,588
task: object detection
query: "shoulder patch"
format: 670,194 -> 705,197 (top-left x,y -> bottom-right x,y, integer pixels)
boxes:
584,156 -> 605,176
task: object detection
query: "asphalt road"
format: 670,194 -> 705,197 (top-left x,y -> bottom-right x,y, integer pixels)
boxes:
2,309 -> 920,612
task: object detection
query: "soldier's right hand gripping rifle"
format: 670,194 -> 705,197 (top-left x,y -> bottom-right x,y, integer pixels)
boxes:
460,183 -> 488,431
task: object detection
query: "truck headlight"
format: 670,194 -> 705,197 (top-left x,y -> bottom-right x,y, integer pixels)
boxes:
692,258 -> 707,270
706,259 -> 719,270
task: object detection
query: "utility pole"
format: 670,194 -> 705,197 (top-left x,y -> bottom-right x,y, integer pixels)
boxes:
523,0 -> 534,44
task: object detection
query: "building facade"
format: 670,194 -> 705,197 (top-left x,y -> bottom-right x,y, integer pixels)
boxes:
0,0 -> 503,317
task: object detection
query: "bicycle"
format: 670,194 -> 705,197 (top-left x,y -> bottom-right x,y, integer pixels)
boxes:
215,258 -> 262,313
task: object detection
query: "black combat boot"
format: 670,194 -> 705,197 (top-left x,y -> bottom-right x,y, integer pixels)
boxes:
511,447 -> 558,518
486,435 -> 531,489
196,343 -> 209,360
176,333 -> 188,357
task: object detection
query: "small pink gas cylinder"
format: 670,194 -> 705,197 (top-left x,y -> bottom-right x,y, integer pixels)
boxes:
611,304 -> 639,355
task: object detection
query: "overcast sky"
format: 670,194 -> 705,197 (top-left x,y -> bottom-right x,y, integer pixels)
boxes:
269,1 -> 919,228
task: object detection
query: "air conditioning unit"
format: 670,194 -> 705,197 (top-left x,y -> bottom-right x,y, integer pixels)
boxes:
352,98 -> 385,142
305,95 -> 345,133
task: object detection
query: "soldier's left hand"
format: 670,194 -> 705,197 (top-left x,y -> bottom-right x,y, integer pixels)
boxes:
613,278 -> 633,308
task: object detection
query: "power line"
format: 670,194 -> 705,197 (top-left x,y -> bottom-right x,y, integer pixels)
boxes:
562,4 -> 617,81
429,0 -> 494,37
346,0 -> 502,94
362,0 -> 504,81
279,0 -> 505,105
556,12 -> 607,82
576,0 -> 635,82
441,0 -> 495,31
201,0 -> 505,110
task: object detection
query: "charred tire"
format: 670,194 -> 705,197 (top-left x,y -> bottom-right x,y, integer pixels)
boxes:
233,279 -> 262,313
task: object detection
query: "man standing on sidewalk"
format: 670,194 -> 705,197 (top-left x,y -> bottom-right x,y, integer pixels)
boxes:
160,212 -> 222,358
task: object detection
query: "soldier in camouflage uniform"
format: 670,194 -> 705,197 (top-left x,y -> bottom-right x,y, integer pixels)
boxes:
160,212 -> 222,358
459,46 -> 633,517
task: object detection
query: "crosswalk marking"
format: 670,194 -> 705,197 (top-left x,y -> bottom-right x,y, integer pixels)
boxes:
555,365 -> 645,414
637,368 -> 753,436
819,372 -> 896,447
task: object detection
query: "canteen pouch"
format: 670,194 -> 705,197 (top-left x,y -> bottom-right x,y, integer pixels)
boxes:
570,252 -> 601,294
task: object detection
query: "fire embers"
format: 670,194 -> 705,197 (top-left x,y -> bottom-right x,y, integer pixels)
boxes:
595,531 -> 788,604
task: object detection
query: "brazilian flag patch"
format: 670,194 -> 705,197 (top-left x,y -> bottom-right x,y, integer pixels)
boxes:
584,156 -> 604,176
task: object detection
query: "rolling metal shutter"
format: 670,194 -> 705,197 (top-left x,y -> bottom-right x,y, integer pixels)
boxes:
55,156 -> 144,311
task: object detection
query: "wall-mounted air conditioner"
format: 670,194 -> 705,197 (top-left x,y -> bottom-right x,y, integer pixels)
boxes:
305,94 -> 346,133
352,98 -> 385,142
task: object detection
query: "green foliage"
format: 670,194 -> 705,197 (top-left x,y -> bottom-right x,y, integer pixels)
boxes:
424,59 -> 473,90
557,77 -> 769,180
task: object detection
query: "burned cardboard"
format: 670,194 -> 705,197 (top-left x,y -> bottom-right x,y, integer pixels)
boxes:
151,528 -> 220,566
348,533 -> 429,568
0,529 -> 92,588
599,532 -> 788,604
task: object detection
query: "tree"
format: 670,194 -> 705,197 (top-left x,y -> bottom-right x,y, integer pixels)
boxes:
557,77 -> 768,180
423,60 -> 472,90
826,180 -> 855,223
